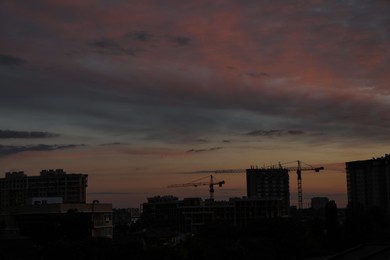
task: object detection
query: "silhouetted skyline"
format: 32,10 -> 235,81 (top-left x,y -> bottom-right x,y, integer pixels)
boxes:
1,0 -> 389,207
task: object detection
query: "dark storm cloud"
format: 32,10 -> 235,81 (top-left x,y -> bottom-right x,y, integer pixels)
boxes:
0,54 -> 26,67
0,144 -> 85,156
245,129 -> 305,137
0,130 -> 59,139
186,147 -> 222,153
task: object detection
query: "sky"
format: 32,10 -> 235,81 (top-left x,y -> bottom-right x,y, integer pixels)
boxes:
0,0 -> 389,208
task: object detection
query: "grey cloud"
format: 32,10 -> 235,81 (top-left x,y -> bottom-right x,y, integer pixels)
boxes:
246,72 -> 269,77
0,129 -> 59,139
169,36 -> 191,45
288,130 -> 305,135
0,144 -> 85,157
89,38 -> 134,55
1,1 -> 389,147
126,31 -> 191,46
90,38 -> 120,49
195,139 -> 208,143
127,31 -> 154,42
0,54 -> 26,67
245,129 -> 305,137
99,142 -> 125,146
186,147 -> 222,153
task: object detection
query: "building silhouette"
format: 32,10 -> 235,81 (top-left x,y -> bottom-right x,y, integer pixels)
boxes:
0,169 -> 113,240
0,169 -> 87,209
112,208 -> 141,226
346,154 -> 390,213
246,168 -> 290,215
1,202 -> 113,239
142,196 -> 283,232
311,197 -> 330,209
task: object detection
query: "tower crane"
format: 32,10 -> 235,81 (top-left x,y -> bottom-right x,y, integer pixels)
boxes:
167,175 -> 225,201
279,160 -> 324,209
191,160 -> 324,209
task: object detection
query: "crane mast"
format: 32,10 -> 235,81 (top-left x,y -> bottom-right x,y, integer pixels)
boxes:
280,160 -> 324,209
297,160 -> 303,209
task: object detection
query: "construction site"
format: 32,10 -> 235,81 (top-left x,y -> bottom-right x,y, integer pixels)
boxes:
142,160 -> 325,232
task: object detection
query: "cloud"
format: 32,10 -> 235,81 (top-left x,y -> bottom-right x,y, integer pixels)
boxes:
99,142 -> 125,146
0,54 -> 26,67
88,38 -> 134,55
245,129 -> 305,137
0,144 -> 85,157
125,31 -> 191,45
186,147 -> 222,153
169,35 -> 191,45
89,38 -> 120,49
0,129 -> 59,139
246,72 -> 269,77
0,0 -> 389,147
127,31 -> 154,42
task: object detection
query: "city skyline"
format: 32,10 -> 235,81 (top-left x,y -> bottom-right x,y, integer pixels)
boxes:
1,1 -> 389,207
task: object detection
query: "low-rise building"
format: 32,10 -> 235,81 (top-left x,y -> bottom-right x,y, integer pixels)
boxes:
142,196 -> 283,232
112,208 -> 141,226
0,202 -> 113,240
311,197 -> 329,210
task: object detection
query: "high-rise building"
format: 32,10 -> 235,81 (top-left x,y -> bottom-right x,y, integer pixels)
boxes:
346,154 -> 390,213
0,169 -> 88,209
246,168 -> 290,215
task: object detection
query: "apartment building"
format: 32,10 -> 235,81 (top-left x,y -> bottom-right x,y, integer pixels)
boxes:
0,169 -> 88,209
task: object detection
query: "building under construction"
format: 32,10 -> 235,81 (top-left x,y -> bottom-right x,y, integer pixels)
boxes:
346,154 -> 390,214
194,160 -> 324,211
246,167 -> 290,216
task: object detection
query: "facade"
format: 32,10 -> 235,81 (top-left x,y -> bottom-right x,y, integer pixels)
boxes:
112,208 -> 141,226
0,169 -> 88,209
246,168 -> 290,215
142,195 -> 183,230
346,154 -> 390,213
0,202 -> 113,239
142,196 -> 283,232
